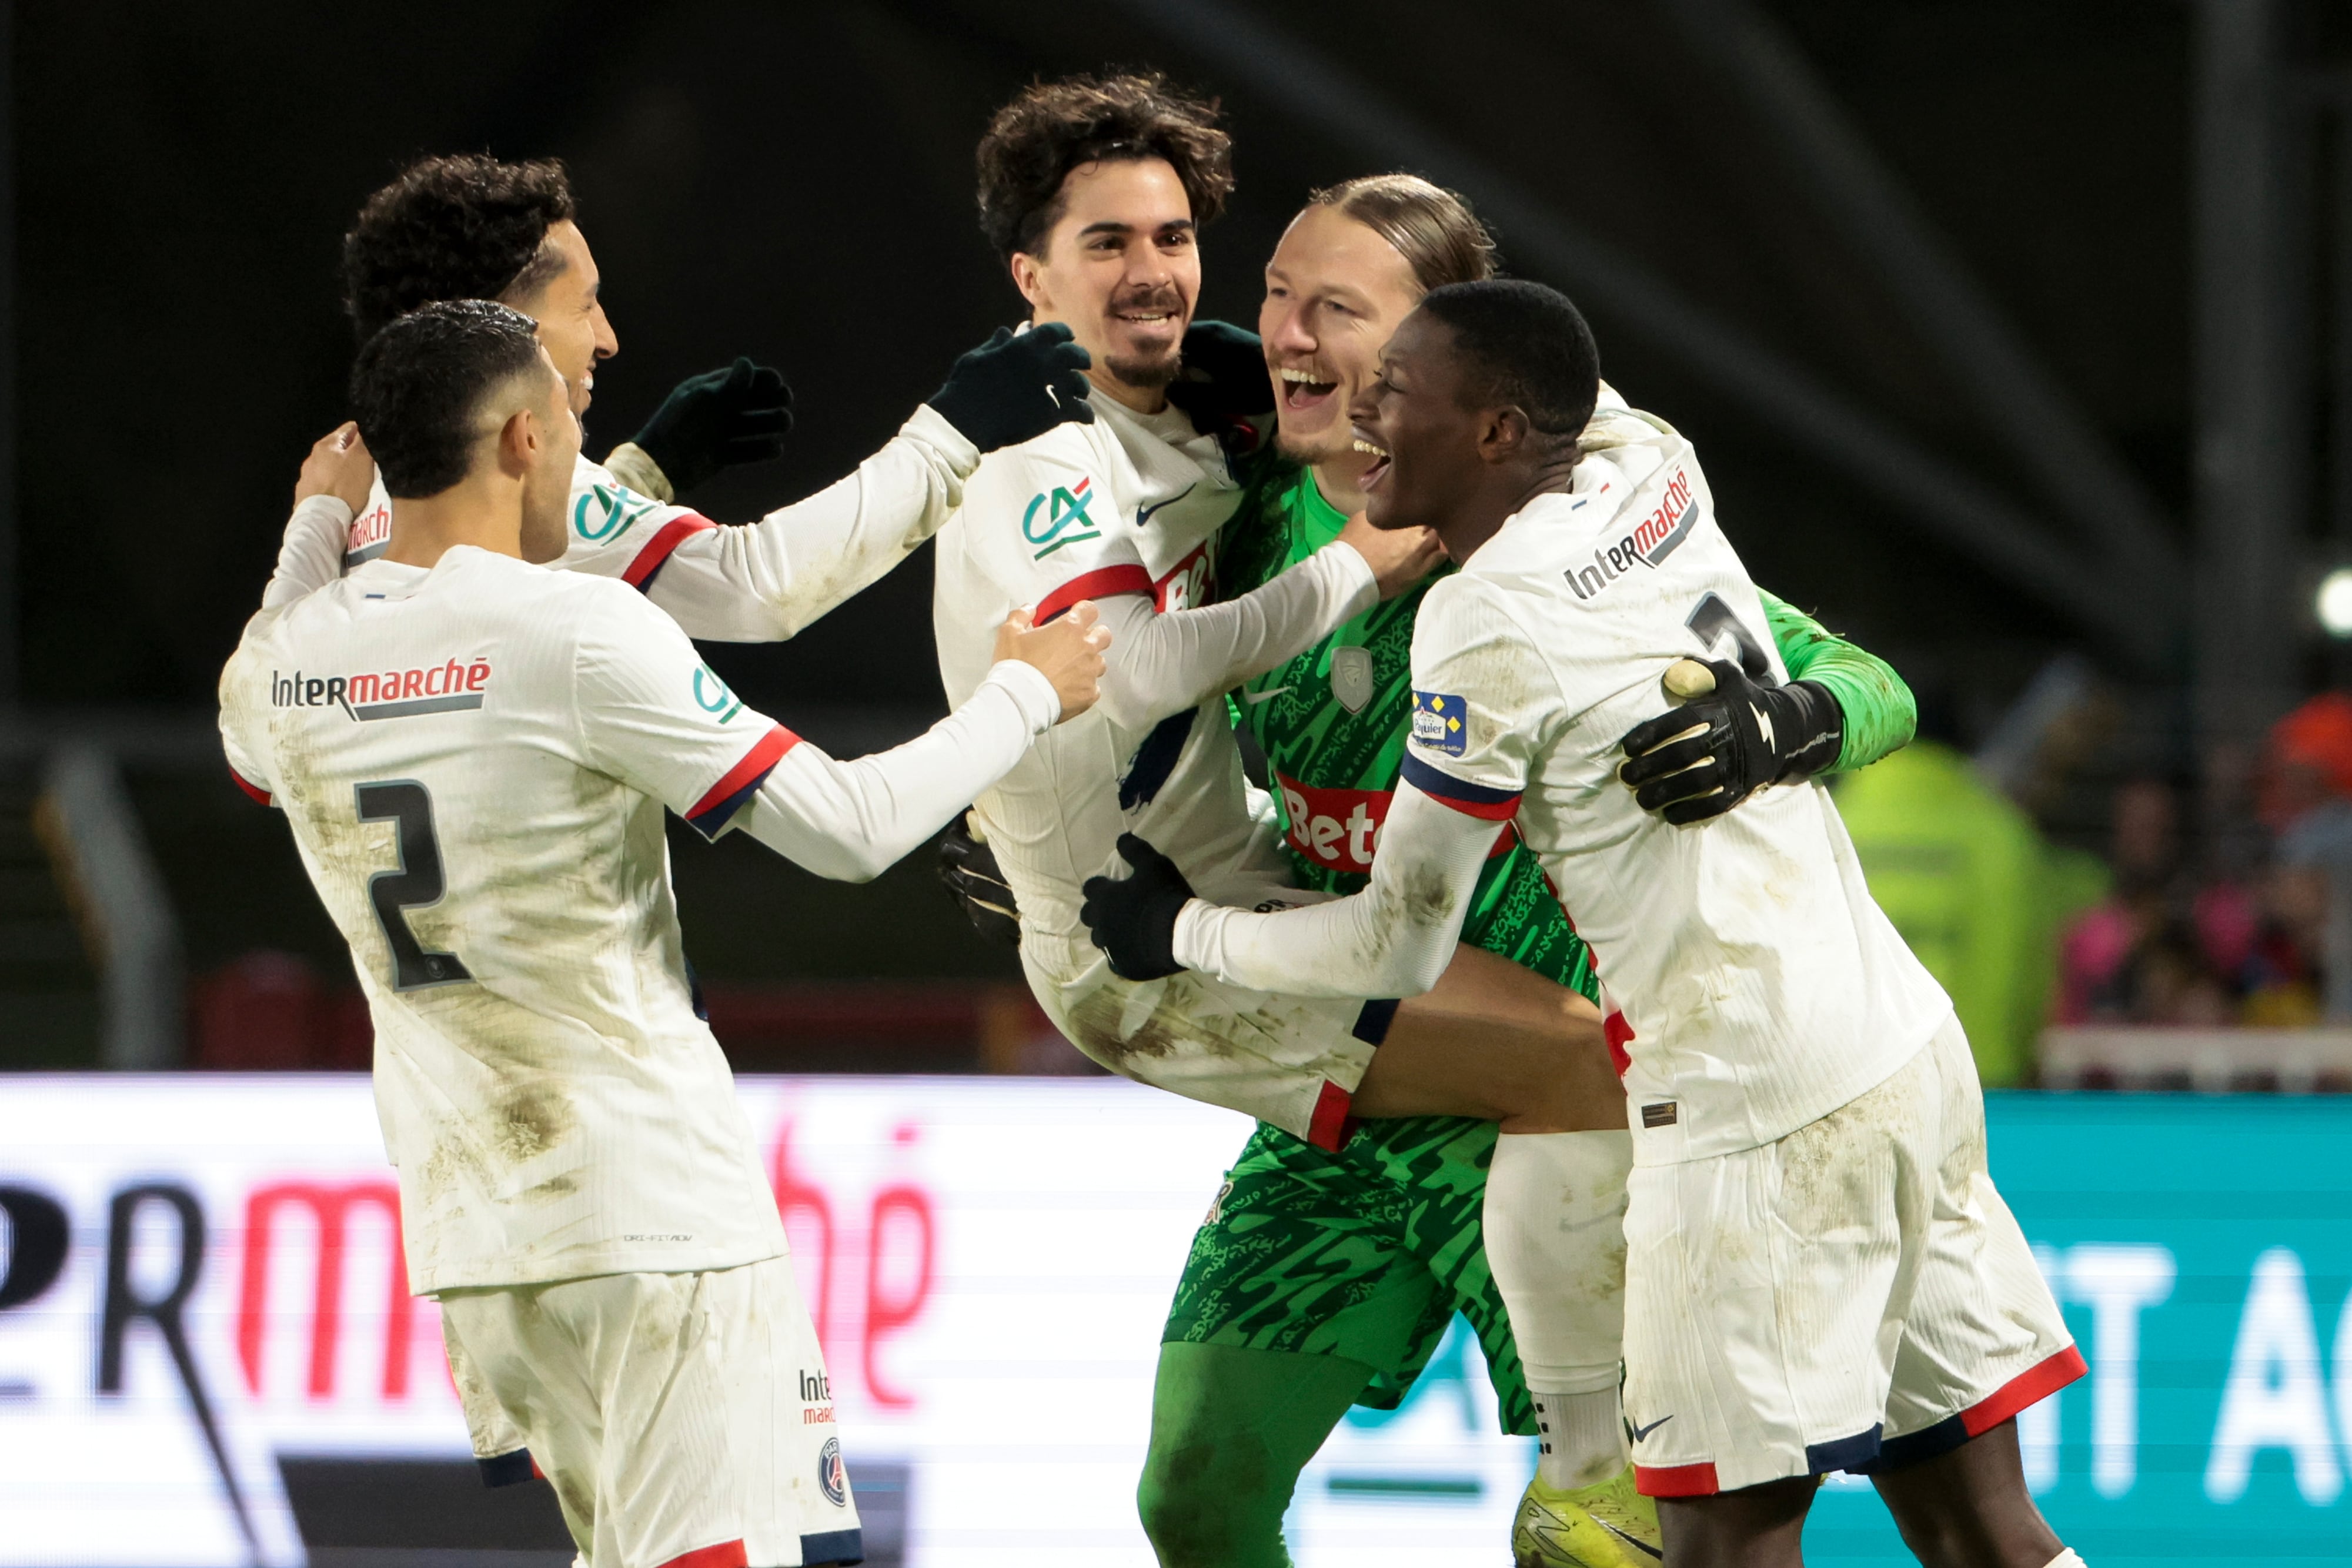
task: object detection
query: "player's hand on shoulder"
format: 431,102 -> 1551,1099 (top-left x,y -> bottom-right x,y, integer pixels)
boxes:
1165,319 -> 1273,452
1335,511 -> 1446,600
1617,657 -> 1845,825
293,422 -> 373,513
1080,833 -> 1193,981
629,357 -> 794,496
936,812 -> 1021,947
928,322 -> 1095,453
994,600 -> 1111,723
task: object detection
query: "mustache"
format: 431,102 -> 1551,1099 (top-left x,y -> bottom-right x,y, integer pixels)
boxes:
1108,283 -> 1186,315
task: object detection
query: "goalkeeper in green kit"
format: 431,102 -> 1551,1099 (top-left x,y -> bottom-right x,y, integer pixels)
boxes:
943,175 -> 1916,1568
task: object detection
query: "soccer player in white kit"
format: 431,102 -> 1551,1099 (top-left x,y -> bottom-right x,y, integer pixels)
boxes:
276,153 -> 1095,636
222,301 -> 1110,1568
1081,281 -> 2086,1568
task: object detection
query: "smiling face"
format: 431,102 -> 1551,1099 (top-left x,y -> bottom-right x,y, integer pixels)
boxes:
1259,203 -> 1426,466
1349,309 -> 1491,534
1010,157 -> 1198,404
503,220 -> 617,416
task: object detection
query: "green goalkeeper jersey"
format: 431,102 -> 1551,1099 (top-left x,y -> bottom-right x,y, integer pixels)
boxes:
1217,459 -> 1918,1001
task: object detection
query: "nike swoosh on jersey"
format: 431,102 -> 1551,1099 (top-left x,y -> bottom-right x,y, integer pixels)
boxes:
1135,483 -> 1197,529
1629,1413 -> 1675,1443
1241,686 -> 1292,705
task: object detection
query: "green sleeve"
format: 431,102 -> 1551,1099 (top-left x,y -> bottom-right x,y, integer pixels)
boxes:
1759,588 -> 1916,773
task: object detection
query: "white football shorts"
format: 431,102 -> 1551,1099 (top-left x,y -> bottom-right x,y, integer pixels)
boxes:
1623,1013 -> 2083,1496
441,1310 -> 534,1486
438,1256 -> 859,1567
1024,919 -> 1388,1149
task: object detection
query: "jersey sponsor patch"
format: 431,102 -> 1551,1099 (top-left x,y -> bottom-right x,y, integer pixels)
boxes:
1276,773 -> 1389,872
1022,476 -> 1102,559
690,665 -> 744,724
1410,690 -> 1468,756
271,660 -> 491,722
1565,464 -> 1700,601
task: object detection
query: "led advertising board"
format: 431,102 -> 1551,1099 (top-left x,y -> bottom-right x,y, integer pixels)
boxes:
1,1079 -> 2348,1566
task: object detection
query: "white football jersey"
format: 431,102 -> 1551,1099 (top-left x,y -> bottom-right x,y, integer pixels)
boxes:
272,407 -> 980,643
1398,401 -> 1952,1162
220,548 -> 798,1291
931,393 -> 1368,971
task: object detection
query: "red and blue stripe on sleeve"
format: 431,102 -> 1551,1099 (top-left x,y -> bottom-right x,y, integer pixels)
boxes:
685,724 -> 800,840
1399,752 -> 1521,821
622,513 -> 718,593
229,768 -> 272,807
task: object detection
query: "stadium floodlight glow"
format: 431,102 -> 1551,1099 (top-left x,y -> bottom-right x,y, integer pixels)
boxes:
2321,569 -> 2352,639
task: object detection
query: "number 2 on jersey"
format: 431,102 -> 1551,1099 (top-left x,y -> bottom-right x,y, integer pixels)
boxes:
355,781 -> 472,990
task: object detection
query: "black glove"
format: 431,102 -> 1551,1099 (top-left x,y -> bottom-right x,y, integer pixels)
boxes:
927,323 -> 1095,453
937,814 -> 1021,947
1165,320 -> 1274,452
628,357 -> 793,495
1618,658 -> 1845,825
1079,833 -> 1195,981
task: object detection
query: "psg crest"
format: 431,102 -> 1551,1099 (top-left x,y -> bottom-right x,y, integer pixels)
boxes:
1328,645 -> 1374,715
817,1435 -> 848,1506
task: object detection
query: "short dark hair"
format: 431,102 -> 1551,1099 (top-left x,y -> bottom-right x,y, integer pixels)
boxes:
349,300 -> 550,497
341,154 -> 576,340
975,72 -> 1234,260
1307,174 -> 1496,294
1416,279 -> 1600,436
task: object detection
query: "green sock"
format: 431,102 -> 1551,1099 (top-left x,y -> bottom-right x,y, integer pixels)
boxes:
1137,1341 -> 1377,1568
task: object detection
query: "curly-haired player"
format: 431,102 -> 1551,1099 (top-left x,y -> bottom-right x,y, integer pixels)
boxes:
931,78 -> 1675,1564
271,152 -> 1095,641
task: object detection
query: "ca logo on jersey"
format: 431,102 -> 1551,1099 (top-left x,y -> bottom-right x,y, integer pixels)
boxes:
1023,477 -> 1101,559
573,481 -> 661,544
692,666 -> 744,723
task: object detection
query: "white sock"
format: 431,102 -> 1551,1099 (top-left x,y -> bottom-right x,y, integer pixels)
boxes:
1484,1128 -> 1634,1489
2044,1553 -> 2086,1568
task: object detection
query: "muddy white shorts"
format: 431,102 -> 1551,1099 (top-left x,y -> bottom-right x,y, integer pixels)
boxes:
441,1312 -> 534,1486
1023,925 -> 1389,1148
1623,1014 -> 2083,1497
437,1255 -> 859,1567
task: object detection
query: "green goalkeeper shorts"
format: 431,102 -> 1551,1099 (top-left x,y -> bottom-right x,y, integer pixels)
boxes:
1161,1113 -> 1536,1437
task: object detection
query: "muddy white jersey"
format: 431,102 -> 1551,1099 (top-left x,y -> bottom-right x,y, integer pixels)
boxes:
220,548 -> 801,1291
931,391 -> 1375,967
1398,404 -> 1951,1160
266,406 -> 980,641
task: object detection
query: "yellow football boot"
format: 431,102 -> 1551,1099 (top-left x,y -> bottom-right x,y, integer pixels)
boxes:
1512,1465 -> 1663,1566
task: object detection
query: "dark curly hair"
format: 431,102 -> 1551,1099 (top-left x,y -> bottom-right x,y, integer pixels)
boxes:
975,72 -> 1234,260
349,299 -> 550,497
340,154 -> 576,342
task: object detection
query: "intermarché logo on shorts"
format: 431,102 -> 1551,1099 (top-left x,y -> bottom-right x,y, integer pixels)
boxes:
270,658 -> 490,722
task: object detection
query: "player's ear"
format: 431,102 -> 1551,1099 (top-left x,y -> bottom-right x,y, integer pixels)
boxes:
1009,250 -> 1047,312
1481,405 -> 1530,464
497,407 -> 537,474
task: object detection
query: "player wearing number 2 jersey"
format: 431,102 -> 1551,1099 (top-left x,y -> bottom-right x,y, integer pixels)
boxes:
223,303 -> 1108,1568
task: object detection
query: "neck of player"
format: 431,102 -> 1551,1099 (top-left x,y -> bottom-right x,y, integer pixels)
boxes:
1432,453 -> 1583,563
383,476 -> 527,569
1311,447 -> 1378,517
1083,360 -> 1168,416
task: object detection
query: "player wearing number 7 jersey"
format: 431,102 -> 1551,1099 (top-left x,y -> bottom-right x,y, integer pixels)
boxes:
220,303 -> 1108,1568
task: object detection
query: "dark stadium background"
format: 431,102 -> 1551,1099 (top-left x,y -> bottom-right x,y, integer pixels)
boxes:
4,0 -> 2348,1071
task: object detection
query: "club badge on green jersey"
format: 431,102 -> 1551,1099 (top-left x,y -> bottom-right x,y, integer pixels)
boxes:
1329,645 -> 1374,714
1023,476 -> 1101,559
1411,691 -> 1467,755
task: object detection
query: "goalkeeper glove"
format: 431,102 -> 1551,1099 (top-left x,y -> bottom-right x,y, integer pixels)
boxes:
627,357 -> 793,495
1617,658 -> 1844,825
927,323 -> 1095,453
1165,320 -> 1274,452
1080,833 -> 1194,981
936,814 -> 1021,948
